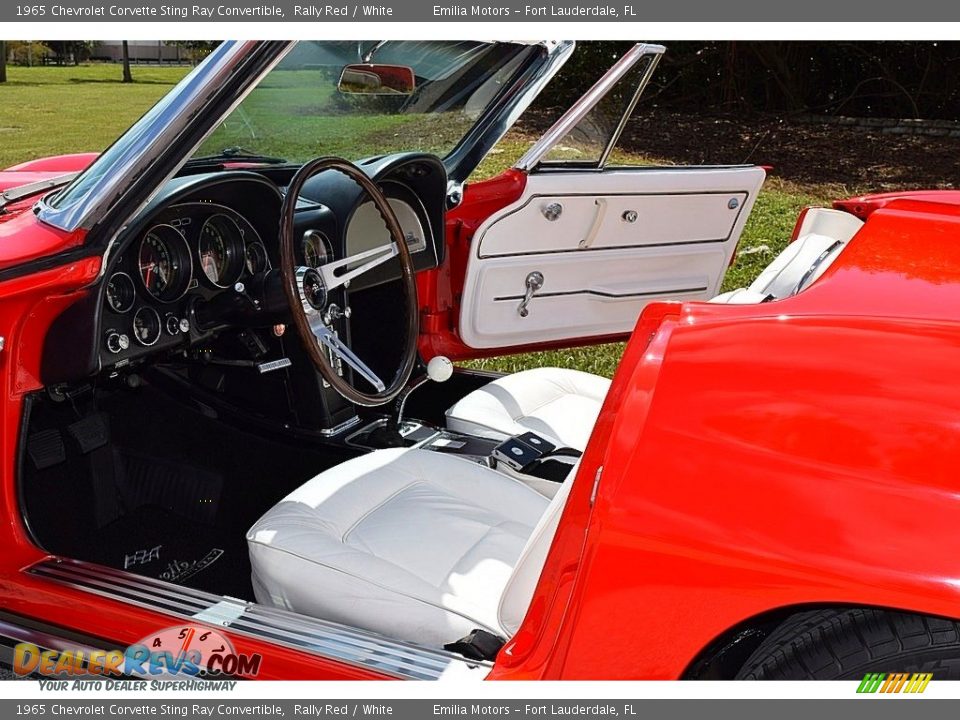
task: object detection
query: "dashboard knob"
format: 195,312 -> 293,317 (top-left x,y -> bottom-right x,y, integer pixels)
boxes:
105,331 -> 130,354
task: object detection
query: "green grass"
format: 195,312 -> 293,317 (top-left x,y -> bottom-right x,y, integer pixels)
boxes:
0,64 -> 190,169
1,65 -> 839,379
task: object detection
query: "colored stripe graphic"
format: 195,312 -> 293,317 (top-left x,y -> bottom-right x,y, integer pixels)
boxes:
857,672 -> 932,694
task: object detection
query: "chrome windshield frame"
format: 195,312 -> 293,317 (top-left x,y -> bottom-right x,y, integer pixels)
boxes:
35,40 -> 572,236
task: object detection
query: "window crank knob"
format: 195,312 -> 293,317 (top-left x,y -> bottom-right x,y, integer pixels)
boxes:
518,271 -> 544,317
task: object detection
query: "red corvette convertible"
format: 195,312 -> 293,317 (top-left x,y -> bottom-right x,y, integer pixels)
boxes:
2,40 -> 960,681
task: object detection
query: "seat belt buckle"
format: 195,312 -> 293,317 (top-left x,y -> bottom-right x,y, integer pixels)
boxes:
491,436 -> 544,472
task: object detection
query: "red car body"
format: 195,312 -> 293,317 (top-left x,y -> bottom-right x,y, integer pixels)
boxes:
2,139 -> 959,678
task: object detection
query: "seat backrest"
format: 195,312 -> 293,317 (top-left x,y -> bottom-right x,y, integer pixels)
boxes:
710,208 -> 863,305
749,208 -> 864,299
497,464 -> 577,636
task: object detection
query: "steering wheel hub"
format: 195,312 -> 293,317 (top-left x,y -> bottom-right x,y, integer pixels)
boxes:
297,267 -> 328,311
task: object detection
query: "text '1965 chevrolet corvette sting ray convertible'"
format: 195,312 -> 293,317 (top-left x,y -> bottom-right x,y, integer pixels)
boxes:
1,40 -> 960,681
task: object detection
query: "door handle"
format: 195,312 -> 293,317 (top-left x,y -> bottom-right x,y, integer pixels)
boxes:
579,198 -> 608,249
517,271 -> 544,317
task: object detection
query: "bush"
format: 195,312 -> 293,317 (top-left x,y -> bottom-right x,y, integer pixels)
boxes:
8,42 -> 54,66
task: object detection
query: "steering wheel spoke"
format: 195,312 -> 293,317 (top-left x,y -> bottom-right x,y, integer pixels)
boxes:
318,242 -> 398,291
309,316 -> 386,393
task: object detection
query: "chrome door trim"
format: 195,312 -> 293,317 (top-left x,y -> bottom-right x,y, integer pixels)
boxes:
28,557 -> 489,681
515,43 -> 665,173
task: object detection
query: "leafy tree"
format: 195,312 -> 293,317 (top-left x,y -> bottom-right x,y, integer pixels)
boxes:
45,41 -> 92,66
0,42 -> 6,83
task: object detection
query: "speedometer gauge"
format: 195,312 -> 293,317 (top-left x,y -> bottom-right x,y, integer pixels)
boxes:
199,214 -> 245,288
138,225 -> 192,302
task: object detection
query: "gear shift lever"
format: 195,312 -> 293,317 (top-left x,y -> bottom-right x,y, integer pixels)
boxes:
396,356 -> 453,428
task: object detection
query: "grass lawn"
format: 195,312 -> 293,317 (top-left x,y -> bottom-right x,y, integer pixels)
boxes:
1,64 -> 838,378
0,64 -> 191,169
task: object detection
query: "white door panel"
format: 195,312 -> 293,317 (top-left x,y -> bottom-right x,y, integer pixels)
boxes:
461,245 -> 726,348
459,166 -> 765,349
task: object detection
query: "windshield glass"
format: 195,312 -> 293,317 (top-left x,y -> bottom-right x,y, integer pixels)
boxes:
193,41 -> 534,163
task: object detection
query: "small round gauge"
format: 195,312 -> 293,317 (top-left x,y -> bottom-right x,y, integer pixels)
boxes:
302,230 -> 332,268
138,225 -> 192,302
132,306 -> 162,347
199,214 -> 246,288
244,241 -> 269,275
105,272 -> 135,313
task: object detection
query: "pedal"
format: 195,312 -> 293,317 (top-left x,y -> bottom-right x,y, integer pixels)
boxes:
27,429 -> 66,470
67,412 -> 110,454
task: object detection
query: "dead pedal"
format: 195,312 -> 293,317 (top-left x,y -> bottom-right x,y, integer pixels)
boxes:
68,412 -> 110,454
27,429 -> 66,470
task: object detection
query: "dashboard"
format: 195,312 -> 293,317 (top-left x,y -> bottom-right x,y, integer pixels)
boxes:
102,201 -> 272,361
41,153 -> 448,401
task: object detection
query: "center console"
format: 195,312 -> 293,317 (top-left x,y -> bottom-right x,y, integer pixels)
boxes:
344,416 -> 580,493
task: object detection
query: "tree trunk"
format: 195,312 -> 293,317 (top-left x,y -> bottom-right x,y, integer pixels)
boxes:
122,41 -> 133,83
0,42 -> 7,84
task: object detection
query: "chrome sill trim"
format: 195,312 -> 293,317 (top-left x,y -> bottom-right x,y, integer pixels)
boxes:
28,558 -> 489,681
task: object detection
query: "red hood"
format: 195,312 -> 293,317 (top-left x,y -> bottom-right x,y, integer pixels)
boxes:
0,153 -> 99,193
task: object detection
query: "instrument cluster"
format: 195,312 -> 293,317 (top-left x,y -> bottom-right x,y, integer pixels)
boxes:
101,201 -> 271,366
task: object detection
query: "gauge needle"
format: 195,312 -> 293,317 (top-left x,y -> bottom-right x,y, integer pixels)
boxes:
179,627 -> 195,657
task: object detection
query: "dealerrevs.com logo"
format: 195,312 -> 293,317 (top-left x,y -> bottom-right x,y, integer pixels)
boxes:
857,673 -> 933,694
14,624 -> 262,685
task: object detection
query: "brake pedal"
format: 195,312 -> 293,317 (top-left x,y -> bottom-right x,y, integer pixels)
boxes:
68,412 -> 110,454
27,429 -> 66,470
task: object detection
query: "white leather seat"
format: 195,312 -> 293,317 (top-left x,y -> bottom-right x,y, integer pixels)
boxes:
445,367 -> 610,451
247,448 -> 574,647
712,208 -> 863,304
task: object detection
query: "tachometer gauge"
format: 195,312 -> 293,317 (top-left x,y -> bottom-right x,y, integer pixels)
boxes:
105,272 -> 135,313
244,241 -> 269,275
303,230 -> 332,268
132,306 -> 162,347
199,214 -> 245,288
138,225 -> 192,302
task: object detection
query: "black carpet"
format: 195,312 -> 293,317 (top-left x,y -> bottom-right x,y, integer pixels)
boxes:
94,505 -> 253,600
21,380 -> 351,602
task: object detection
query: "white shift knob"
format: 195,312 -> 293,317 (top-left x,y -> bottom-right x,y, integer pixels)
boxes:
426,356 -> 453,383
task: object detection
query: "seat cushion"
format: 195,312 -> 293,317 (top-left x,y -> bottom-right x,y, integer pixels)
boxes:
445,367 -> 611,450
247,448 -> 550,647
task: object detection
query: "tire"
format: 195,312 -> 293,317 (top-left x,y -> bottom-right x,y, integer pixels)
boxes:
735,608 -> 960,679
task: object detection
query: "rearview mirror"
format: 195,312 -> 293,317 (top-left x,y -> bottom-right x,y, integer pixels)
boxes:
338,64 -> 416,96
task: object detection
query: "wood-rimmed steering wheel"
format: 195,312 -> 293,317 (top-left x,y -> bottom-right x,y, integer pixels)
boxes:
279,157 -> 419,407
